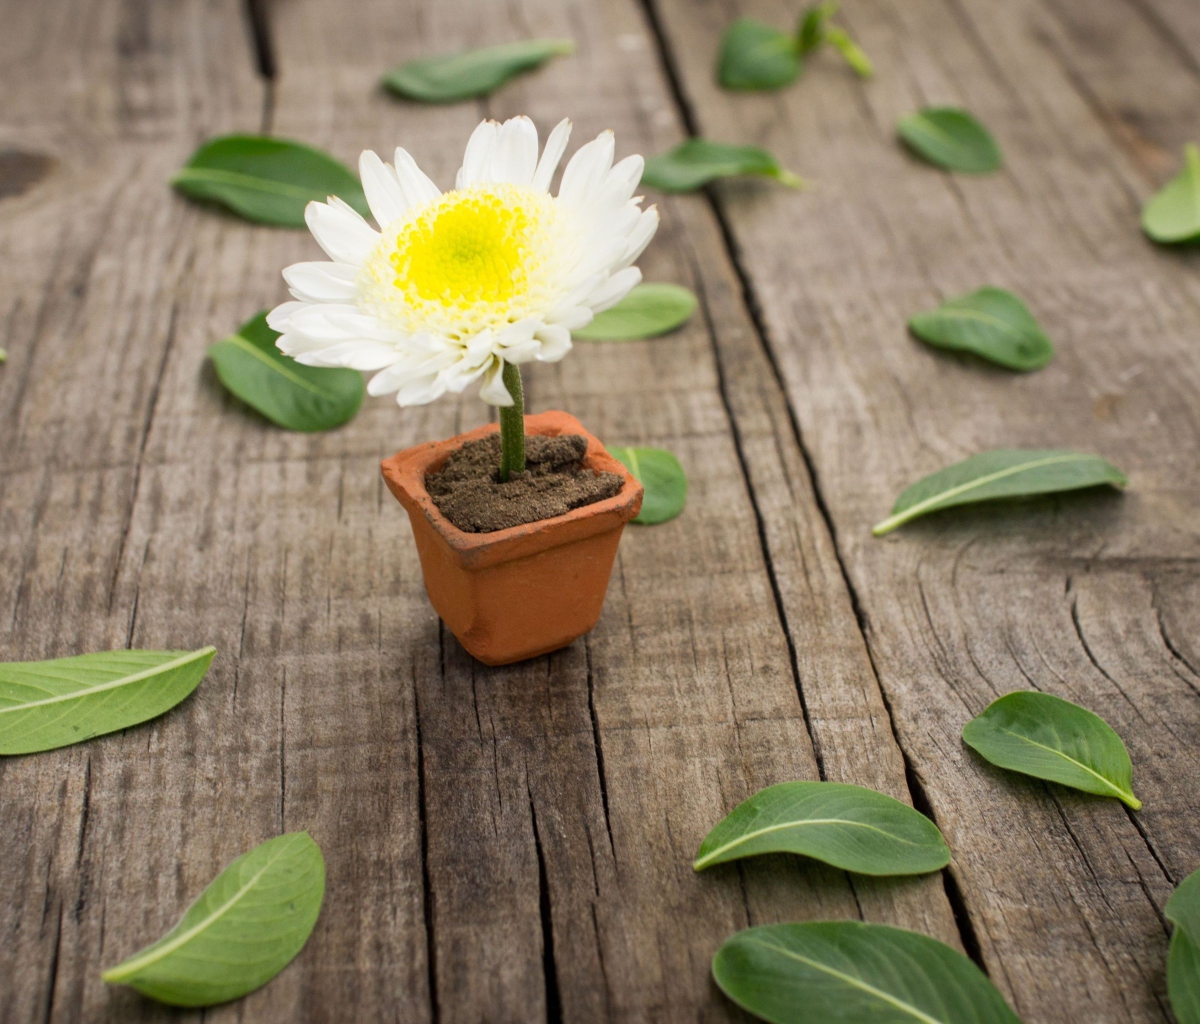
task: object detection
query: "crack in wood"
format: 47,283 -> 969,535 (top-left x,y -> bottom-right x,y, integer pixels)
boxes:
529,796 -> 563,1024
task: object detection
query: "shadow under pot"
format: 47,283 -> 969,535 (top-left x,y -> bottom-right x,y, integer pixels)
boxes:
381,410 -> 643,666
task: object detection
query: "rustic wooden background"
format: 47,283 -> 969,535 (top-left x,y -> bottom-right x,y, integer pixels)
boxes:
2,0 -> 1198,1020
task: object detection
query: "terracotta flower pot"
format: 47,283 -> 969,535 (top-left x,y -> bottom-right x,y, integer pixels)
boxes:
381,410 -> 643,666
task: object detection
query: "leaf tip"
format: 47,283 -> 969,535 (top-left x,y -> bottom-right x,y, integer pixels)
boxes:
1123,793 -> 1143,811
776,168 -> 808,189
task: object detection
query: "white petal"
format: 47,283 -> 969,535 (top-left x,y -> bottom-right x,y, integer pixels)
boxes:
547,305 -> 594,331
280,335 -> 399,371
393,147 -> 442,207
458,120 -> 498,189
558,130 -> 615,208
367,362 -> 412,396
282,261 -> 358,303
489,116 -> 539,186
359,150 -> 407,228
305,199 -> 379,265
588,266 -> 642,312
495,318 -> 539,350
500,339 -> 543,364
532,118 -> 572,193
616,205 -> 659,269
396,376 -> 448,406
478,360 -> 514,406
534,325 -> 572,363
267,300 -> 308,332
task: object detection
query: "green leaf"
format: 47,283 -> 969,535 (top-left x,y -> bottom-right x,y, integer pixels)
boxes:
1141,143 -> 1200,244
713,921 -> 1022,1024
962,690 -> 1141,809
209,312 -> 364,432
872,449 -> 1126,536
102,832 -> 325,1007
897,108 -> 1002,174
825,26 -> 874,78
383,39 -> 574,103
718,19 -> 801,91
1168,871 -> 1200,1024
642,139 -> 805,193
0,648 -> 215,756
1169,869 -> 1200,946
172,135 -> 369,228
797,1 -> 837,55
693,781 -> 950,876
908,287 -> 1054,371
610,446 -> 687,524
574,284 -> 697,341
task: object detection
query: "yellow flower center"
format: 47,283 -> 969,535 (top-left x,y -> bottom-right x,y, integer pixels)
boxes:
359,183 -> 566,340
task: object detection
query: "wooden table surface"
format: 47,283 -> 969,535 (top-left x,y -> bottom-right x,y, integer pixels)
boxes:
2,0 -> 1198,1021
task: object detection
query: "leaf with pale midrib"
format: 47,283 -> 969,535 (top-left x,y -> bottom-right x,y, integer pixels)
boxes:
172,135 -> 369,228
642,140 -> 805,193
1142,143 -> 1200,244
694,781 -> 949,875
908,287 -> 1054,371
575,284 -> 697,341
713,921 -> 1022,1024
0,648 -> 215,755
872,449 -> 1126,535
609,446 -> 687,524
962,690 -> 1141,809
209,311 -> 364,432
102,832 -> 325,1007
383,39 -> 574,103
897,108 -> 1002,173
1169,870 -> 1200,1024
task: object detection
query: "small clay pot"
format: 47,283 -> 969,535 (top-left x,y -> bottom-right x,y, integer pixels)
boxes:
381,410 -> 643,666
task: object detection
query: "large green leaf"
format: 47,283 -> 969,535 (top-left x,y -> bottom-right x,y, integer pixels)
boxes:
383,39 -> 574,103
694,781 -> 950,876
1168,871 -> 1200,1024
103,832 -> 325,1007
908,287 -> 1054,371
1142,143 -> 1200,244
172,135 -> 369,228
209,311 -> 364,432
962,690 -> 1141,809
0,648 -> 215,756
610,446 -> 687,524
713,921 -> 1021,1024
872,449 -> 1126,535
897,108 -> 1002,174
642,140 -> 804,193
574,284 -> 697,341
718,19 -> 801,91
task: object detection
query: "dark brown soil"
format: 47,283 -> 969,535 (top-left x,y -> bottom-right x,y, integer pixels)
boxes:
426,433 -> 624,533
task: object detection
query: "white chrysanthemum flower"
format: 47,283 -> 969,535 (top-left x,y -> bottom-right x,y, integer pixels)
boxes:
268,116 -> 659,407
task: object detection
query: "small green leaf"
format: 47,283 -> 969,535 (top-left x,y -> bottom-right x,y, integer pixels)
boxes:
694,781 -> 950,876
0,349 -> 6,363
1142,143 -> 1200,244
103,832 -> 324,1007
908,287 -> 1054,371
209,312 -> 364,432
172,135 -> 369,228
962,691 -> 1141,809
383,39 -> 575,103
0,648 -> 214,756
1169,871 -> 1200,1024
574,284 -> 697,341
1169,869 -> 1200,946
718,19 -> 801,91
897,107 -> 1002,173
642,139 -> 804,193
825,26 -> 874,77
713,921 -> 1022,1024
872,449 -> 1126,536
610,446 -> 687,524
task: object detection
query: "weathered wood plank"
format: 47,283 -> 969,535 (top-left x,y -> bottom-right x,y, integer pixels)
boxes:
647,0 -> 1200,1019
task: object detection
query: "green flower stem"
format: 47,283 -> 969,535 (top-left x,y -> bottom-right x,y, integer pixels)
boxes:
498,362 -> 526,480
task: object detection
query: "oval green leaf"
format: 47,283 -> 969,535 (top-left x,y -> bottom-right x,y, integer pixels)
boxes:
718,19 -> 800,91
962,690 -> 1141,809
1169,870 -> 1200,1024
210,311 -> 364,432
575,284 -> 697,341
1142,143 -> 1200,244
172,135 -> 369,228
383,39 -> 574,103
897,107 -> 1002,173
0,648 -> 215,756
103,832 -> 325,1007
642,139 -> 805,193
610,446 -> 687,524
796,1 -> 835,55
872,449 -> 1126,536
694,780 -> 950,876
713,921 -> 1022,1024
908,287 -> 1054,371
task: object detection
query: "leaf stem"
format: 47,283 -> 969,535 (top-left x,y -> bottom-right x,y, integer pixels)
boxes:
498,362 -> 526,481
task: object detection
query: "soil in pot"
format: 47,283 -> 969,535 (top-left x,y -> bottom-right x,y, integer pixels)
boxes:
426,433 -> 623,533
